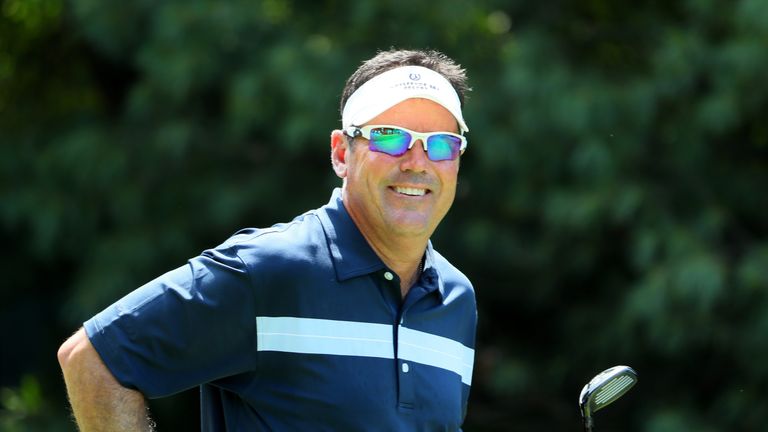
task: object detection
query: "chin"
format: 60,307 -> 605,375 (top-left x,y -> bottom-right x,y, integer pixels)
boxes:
386,218 -> 434,237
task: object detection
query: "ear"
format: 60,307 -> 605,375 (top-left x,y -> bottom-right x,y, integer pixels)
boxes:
330,130 -> 349,178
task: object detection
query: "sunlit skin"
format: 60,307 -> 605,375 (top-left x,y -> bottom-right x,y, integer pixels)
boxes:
331,98 -> 462,295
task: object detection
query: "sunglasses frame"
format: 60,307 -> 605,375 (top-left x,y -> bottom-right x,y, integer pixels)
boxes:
344,124 -> 467,161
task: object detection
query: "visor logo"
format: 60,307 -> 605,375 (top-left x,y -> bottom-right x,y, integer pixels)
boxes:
409,73 -> 421,81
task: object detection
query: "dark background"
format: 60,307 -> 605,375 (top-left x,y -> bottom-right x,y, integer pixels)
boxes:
2,0 -> 767,430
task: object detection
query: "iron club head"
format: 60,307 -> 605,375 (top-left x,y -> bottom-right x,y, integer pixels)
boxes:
579,365 -> 638,431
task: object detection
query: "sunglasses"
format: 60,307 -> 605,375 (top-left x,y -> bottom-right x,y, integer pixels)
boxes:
344,125 -> 467,161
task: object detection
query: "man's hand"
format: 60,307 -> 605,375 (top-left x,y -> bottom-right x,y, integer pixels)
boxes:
58,328 -> 154,431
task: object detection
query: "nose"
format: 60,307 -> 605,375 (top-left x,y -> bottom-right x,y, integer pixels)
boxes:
399,139 -> 429,172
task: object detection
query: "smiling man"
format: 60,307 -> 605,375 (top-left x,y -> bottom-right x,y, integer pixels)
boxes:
58,49 -> 477,431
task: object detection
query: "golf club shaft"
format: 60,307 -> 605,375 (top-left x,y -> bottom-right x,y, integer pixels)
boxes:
583,415 -> 594,432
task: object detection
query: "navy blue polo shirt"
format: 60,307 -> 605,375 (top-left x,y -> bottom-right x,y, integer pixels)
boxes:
85,189 -> 477,431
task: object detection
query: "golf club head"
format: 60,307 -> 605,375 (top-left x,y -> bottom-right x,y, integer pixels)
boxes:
579,365 -> 638,429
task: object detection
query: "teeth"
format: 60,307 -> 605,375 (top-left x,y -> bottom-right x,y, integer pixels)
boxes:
394,186 -> 426,196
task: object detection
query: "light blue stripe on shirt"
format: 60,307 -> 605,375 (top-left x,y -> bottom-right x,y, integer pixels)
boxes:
398,326 -> 474,386
256,316 -> 394,359
256,316 -> 474,385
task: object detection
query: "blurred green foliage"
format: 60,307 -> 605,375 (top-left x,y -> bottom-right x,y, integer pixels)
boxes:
1,0 -> 767,430
0,375 -> 69,431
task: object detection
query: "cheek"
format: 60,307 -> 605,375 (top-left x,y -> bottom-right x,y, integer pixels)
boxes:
346,151 -> 380,188
438,164 -> 460,188
438,166 -> 460,206
355,153 -> 392,180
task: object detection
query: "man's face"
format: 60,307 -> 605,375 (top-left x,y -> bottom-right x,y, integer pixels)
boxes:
334,98 -> 461,241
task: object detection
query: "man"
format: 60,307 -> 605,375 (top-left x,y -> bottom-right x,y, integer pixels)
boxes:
58,48 -> 477,431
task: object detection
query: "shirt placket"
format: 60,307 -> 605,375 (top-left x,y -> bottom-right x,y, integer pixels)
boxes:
380,268 -> 436,412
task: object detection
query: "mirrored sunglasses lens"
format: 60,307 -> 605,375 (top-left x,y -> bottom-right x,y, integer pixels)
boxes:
427,135 -> 462,161
369,128 -> 411,156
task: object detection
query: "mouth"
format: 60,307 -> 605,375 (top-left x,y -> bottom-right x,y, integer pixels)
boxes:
391,186 -> 429,197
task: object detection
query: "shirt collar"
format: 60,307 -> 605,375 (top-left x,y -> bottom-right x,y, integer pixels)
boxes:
317,188 -> 446,300
420,245 -> 446,300
317,188 -> 386,281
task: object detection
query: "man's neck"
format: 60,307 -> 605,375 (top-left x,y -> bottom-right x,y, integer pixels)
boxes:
343,207 -> 429,297
365,235 -> 426,298
340,191 -> 434,296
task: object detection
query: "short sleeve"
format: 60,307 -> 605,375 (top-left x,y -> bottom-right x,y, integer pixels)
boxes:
84,245 -> 257,398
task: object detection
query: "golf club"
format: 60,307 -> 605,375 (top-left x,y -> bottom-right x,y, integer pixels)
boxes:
579,365 -> 638,431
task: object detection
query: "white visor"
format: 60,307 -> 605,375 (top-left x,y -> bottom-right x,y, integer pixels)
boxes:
342,65 -> 468,133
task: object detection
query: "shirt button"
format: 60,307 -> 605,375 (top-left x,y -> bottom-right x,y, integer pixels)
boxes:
402,363 -> 410,373
384,271 -> 394,281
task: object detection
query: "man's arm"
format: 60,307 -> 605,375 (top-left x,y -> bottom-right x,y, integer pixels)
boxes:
57,328 -> 154,432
